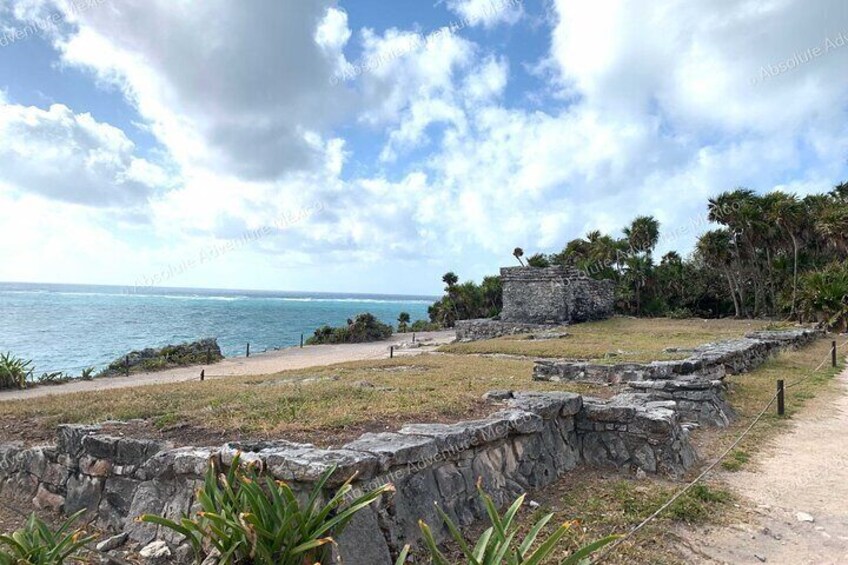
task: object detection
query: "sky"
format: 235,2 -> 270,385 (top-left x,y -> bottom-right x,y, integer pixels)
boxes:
0,0 -> 846,296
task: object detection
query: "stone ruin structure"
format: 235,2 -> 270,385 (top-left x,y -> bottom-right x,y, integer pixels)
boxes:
0,327 -> 822,564
456,266 -> 615,341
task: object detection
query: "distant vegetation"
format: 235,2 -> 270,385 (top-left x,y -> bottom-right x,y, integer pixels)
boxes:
306,312 -> 393,345
429,182 -> 848,329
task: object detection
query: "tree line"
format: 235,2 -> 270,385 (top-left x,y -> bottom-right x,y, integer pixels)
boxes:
428,182 -> 848,331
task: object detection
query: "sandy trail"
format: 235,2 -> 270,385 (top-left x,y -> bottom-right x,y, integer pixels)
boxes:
0,331 -> 455,401
680,362 -> 848,565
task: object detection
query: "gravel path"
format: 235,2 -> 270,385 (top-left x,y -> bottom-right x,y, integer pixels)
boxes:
0,331 -> 455,401
681,361 -> 848,564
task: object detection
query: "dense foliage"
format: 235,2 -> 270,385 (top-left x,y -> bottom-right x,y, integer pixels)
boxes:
428,272 -> 503,328
429,183 -> 848,328
306,312 -> 393,344
142,454 -> 392,564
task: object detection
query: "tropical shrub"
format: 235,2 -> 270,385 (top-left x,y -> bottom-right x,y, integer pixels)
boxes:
410,480 -> 618,565
37,372 -> 70,386
0,509 -> 95,565
141,454 -> 393,564
80,367 -> 96,381
0,352 -> 34,390
410,319 -> 442,332
306,313 -> 393,345
799,261 -> 848,331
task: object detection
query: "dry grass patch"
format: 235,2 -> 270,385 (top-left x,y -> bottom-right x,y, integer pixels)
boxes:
440,317 -> 774,362
0,354 -> 608,447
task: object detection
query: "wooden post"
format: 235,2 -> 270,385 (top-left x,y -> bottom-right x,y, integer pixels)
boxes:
390,346 -> 394,359
833,341 -> 838,368
300,334 -> 304,348
125,355 -> 130,377
777,380 -> 785,416
200,369 -> 205,382
246,343 -> 250,358
412,333 -> 416,343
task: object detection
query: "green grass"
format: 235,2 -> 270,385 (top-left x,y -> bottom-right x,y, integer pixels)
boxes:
440,317 -> 772,362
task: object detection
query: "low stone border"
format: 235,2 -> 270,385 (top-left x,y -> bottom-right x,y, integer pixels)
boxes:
534,328 -> 822,385
454,319 -> 562,342
0,391 -> 697,564
534,327 -> 822,429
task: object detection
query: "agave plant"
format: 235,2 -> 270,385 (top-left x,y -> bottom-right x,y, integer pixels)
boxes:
409,480 -> 617,565
0,509 -> 95,565
141,454 -> 394,564
0,352 -> 34,390
79,367 -> 96,381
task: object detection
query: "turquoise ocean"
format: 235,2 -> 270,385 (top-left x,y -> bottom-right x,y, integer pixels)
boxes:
0,282 -> 435,375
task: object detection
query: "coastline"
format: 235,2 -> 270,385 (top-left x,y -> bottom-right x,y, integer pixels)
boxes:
0,331 -> 455,402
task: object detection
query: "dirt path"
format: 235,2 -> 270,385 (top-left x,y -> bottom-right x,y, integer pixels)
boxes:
0,331 -> 455,401
680,363 -> 848,565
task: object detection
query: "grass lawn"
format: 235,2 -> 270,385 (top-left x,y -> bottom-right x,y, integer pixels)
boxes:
439,317 -> 776,362
0,354 -> 608,447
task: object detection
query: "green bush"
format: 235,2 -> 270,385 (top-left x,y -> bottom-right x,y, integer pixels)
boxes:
408,480 -> 618,565
410,320 -> 442,332
36,372 -> 70,386
799,261 -> 848,331
0,509 -> 95,565
306,313 -> 393,345
0,352 -> 34,390
141,454 -> 393,564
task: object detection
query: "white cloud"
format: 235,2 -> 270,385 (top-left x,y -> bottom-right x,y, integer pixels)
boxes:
0,102 -> 166,206
446,0 -> 524,28
2,0 -> 847,293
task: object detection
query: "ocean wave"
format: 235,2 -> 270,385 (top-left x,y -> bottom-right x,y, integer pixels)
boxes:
1,289 -> 434,304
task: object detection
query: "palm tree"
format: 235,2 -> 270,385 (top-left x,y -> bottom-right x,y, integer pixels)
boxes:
513,247 -> 525,266
623,216 -> 660,255
766,192 -> 804,317
697,229 -> 742,318
442,272 -> 458,290
397,312 -> 410,333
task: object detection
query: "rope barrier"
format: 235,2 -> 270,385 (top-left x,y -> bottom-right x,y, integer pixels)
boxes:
590,335 -> 847,564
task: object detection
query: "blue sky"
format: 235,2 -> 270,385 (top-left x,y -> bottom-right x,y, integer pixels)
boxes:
0,0 -> 846,295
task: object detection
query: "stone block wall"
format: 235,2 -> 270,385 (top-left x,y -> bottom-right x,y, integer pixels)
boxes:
454,319 -> 561,342
534,327 -> 822,429
499,267 -> 615,325
0,391 -> 697,564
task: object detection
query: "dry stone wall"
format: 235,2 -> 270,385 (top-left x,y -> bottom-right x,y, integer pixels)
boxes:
0,391 -> 697,564
535,327 -> 822,428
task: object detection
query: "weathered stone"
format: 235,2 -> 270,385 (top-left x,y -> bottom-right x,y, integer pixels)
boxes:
265,447 -> 380,485
33,484 -> 64,512
116,438 -> 168,466
139,540 -> 171,563
65,474 -> 103,516
99,477 -> 140,531
334,506 -> 393,565
344,433 -> 439,470
56,425 -> 101,459
96,532 -> 129,553
125,480 -> 175,544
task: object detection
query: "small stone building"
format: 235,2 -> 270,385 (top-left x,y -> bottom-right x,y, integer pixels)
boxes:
455,266 -> 615,341
500,266 -> 615,324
